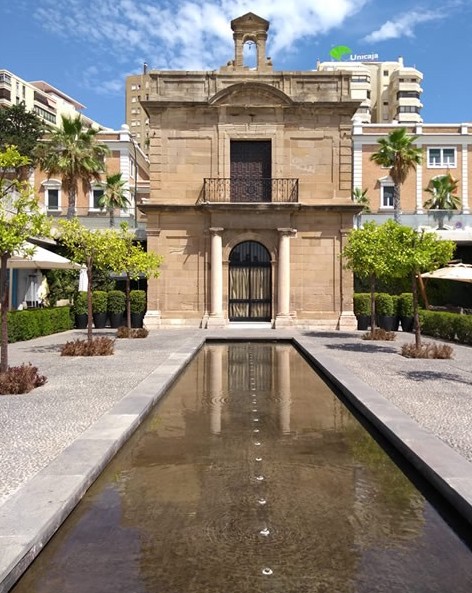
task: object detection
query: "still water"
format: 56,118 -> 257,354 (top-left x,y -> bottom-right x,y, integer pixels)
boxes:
11,343 -> 472,593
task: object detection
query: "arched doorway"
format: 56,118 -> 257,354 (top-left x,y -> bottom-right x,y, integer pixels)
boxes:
229,241 -> 271,321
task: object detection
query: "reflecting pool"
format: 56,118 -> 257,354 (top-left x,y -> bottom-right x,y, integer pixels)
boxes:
10,343 -> 472,593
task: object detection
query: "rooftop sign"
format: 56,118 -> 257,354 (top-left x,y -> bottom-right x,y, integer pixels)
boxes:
329,45 -> 379,62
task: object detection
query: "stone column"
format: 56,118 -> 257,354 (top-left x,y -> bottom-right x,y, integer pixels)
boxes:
338,226 -> 357,330
276,346 -> 291,434
208,345 -> 223,435
207,227 -> 225,327
144,227 -> 161,329
275,228 -> 296,327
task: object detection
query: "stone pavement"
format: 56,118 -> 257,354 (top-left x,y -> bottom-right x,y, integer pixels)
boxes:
0,326 -> 471,591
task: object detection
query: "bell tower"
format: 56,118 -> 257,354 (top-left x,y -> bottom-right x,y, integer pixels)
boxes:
230,12 -> 272,72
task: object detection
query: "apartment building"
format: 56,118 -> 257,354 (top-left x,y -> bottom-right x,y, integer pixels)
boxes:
317,57 -> 423,124
138,12 -> 360,329
353,122 -> 472,256
0,69 -> 105,129
125,66 -> 151,152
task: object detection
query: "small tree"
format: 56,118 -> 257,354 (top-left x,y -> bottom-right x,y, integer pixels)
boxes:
342,221 -> 397,337
112,223 -> 162,328
0,147 -> 51,371
388,225 -> 455,350
0,103 -> 45,170
57,219 -> 125,343
99,173 -> 130,227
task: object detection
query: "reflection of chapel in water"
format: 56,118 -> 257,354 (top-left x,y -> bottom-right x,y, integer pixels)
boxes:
139,12 -> 359,329
111,344 -> 426,593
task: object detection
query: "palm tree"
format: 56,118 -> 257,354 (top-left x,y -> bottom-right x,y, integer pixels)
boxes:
352,187 -> 370,228
36,115 -> 109,219
370,128 -> 422,223
424,173 -> 461,230
99,172 -> 130,227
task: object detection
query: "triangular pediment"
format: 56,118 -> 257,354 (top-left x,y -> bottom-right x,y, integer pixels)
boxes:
231,13 -> 269,30
209,82 -> 292,107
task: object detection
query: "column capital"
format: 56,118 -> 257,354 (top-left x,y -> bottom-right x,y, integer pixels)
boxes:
146,228 -> 161,237
277,228 -> 297,238
209,227 -> 224,235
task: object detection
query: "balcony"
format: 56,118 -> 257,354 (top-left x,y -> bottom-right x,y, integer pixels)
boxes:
202,178 -> 299,204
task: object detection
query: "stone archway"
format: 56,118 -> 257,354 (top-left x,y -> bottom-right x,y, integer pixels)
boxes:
228,241 -> 271,321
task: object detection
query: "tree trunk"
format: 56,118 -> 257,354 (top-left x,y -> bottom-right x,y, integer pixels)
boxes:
86,257 -> 93,344
393,184 -> 401,224
0,253 -> 10,373
125,274 -> 131,329
412,271 -> 422,349
370,274 -> 376,338
67,189 -> 77,219
109,208 -> 115,228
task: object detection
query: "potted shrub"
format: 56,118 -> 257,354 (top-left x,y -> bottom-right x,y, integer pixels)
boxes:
375,293 -> 395,331
107,290 -> 126,328
129,289 -> 146,328
73,291 -> 88,329
92,290 -> 108,329
391,294 -> 401,331
353,293 -> 371,330
399,292 -> 414,332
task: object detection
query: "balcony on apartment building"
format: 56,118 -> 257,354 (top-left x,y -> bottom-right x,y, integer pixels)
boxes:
201,177 -> 299,204
45,207 -> 147,237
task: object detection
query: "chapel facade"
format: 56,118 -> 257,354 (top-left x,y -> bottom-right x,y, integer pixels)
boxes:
140,13 -> 360,329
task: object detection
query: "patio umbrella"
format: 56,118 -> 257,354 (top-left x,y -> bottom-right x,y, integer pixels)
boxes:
7,242 -> 81,270
421,263 -> 472,284
78,265 -> 88,291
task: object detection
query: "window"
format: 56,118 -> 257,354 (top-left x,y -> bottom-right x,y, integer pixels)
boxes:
381,185 -> 394,208
42,180 -> 61,210
383,70 -> 389,76
397,91 -> 420,99
428,147 -> 456,168
91,188 -> 104,209
398,106 -> 421,113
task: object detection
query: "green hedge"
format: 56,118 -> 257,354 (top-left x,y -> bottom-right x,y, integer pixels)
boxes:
419,309 -> 472,344
353,293 -> 371,316
4,307 -> 73,343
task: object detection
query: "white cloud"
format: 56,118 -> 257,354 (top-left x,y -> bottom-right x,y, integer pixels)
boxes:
363,9 -> 444,42
34,0 -> 369,76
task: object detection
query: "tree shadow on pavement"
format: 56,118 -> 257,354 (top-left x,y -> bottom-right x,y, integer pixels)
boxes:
325,342 -> 399,354
302,331 -> 359,339
401,370 -> 472,386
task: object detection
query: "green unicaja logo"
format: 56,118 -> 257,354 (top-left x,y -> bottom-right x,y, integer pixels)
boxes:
329,45 -> 352,61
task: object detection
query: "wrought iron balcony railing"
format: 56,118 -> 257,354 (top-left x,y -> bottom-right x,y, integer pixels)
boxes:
203,178 -> 299,203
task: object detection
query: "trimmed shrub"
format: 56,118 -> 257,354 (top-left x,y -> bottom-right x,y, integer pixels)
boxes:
107,290 -> 126,314
391,294 -> 400,316
401,342 -> 454,359
0,363 -> 47,394
92,290 -> 108,314
455,315 -> 472,345
129,290 -> 146,314
61,337 -> 115,356
375,293 -> 394,317
116,326 -> 149,339
353,293 -> 371,316
398,293 -> 414,317
6,307 -> 73,343
73,292 -> 88,315
362,328 -> 396,341
420,310 -> 457,341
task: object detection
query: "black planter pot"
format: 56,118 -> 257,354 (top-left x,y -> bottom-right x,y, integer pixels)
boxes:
93,312 -> 108,329
109,312 -> 124,329
356,315 -> 370,330
75,313 -> 88,329
131,312 -> 144,328
377,315 -> 396,331
400,316 -> 414,332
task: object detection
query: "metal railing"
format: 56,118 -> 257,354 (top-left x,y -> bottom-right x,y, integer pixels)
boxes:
203,178 -> 299,203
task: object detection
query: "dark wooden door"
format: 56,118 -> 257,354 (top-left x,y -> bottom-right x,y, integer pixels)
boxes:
229,241 -> 271,321
230,141 -> 271,202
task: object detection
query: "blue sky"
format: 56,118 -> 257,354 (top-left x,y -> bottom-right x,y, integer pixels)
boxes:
2,0 -> 471,129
